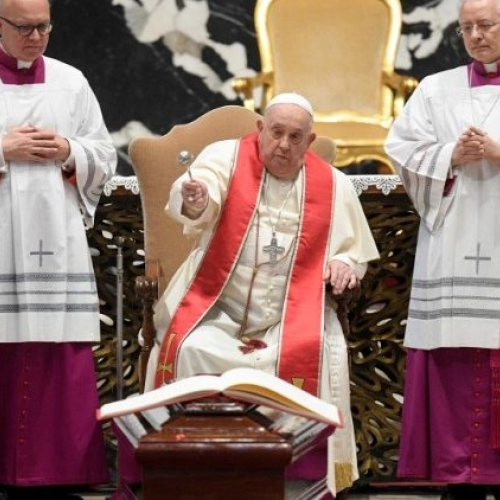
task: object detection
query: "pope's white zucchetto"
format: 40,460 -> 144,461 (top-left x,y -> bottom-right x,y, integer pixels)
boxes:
265,92 -> 314,116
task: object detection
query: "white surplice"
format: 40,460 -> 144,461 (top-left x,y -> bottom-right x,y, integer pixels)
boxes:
145,139 -> 380,492
0,56 -> 117,343
385,65 -> 500,350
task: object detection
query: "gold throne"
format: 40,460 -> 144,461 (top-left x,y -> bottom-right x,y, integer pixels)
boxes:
232,0 -> 418,173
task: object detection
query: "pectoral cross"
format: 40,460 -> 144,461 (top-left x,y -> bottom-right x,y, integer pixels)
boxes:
263,234 -> 285,263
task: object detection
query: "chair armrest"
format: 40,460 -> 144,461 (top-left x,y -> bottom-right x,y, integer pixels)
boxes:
135,275 -> 158,393
383,71 -> 419,117
232,71 -> 274,111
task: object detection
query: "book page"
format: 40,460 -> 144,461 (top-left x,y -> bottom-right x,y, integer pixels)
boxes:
114,414 -> 148,448
98,374 -> 223,420
219,368 -> 343,426
141,406 -> 171,431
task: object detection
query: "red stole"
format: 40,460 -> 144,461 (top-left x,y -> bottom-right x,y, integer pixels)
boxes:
154,133 -> 335,396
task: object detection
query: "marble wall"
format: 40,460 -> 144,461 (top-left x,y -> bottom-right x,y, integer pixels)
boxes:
46,0 -> 470,175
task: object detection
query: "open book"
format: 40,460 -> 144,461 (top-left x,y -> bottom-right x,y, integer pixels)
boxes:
97,367 -> 343,428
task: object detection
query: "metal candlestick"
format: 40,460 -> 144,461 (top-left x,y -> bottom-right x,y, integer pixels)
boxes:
115,236 -> 125,401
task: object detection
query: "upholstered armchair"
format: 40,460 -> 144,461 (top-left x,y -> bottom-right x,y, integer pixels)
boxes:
232,0 -> 418,173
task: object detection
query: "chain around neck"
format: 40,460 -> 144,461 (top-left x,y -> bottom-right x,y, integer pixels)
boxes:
262,172 -> 297,236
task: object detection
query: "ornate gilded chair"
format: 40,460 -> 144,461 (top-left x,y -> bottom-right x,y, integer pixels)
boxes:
128,105 -> 342,391
232,0 -> 418,173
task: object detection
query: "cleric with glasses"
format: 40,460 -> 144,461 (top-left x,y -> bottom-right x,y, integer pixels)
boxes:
456,18 -> 500,35
0,0 -> 117,499
385,0 -> 500,499
0,15 -> 52,36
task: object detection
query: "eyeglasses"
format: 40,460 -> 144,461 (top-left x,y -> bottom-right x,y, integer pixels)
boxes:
456,20 -> 500,37
0,16 -> 52,36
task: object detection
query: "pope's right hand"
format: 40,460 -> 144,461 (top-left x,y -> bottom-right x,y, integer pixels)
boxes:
181,179 -> 208,217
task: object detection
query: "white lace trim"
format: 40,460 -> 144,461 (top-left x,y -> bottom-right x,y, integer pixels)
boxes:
348,174 -> 401,196
103,175 -> 140,196
103,174 -> 402,197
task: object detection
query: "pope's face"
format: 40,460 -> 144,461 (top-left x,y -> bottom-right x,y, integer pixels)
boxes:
257,104 -> 315,181
459,0 -> 500,64
0,0 -> 51,62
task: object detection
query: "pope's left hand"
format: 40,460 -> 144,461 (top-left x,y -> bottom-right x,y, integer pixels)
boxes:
324,260 -> 358,295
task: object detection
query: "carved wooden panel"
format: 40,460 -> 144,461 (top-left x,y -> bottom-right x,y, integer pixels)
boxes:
349,187 -> 419,484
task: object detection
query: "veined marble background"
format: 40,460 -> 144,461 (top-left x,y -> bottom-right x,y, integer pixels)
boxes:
46,0 -> 469,175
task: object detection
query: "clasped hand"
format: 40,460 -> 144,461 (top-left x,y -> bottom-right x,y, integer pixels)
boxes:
452,126 -> 500,166
2,126 -> 70,163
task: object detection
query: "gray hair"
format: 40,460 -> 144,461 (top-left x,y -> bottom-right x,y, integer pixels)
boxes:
459,0 -> 500,15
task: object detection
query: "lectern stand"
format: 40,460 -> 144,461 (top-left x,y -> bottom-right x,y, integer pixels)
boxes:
134,397 -> 293,500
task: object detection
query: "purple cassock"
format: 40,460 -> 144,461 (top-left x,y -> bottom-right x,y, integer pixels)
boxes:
0,344 -> 109,486
399,347 -> 500,483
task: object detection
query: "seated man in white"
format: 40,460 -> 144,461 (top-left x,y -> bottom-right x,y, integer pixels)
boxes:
137,93 -> 379,497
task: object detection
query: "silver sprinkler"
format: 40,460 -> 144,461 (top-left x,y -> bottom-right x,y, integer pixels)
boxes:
176,150 -> 195,179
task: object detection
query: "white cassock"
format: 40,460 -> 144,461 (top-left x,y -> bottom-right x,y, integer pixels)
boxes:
0,56 -> 117,342
385,65 -> 500,350
145,139 -> 379,493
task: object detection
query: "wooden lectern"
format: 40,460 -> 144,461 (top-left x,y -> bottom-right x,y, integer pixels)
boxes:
134,397 -> 293,500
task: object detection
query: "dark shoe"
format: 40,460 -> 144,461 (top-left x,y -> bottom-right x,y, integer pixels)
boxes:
446,483 -> 487,500
3,487 -> 83,499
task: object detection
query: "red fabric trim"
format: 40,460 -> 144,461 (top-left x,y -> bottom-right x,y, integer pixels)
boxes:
63,170 -> 77,185
155,133 -> 264,387
443,176 -> 455,197
277,149 -> 334,395
154,134 -> 334,396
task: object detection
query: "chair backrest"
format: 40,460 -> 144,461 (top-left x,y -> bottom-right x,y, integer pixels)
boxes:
129,106 -> 261,297
255,0 -> 402,125
129,105 -> 336,297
